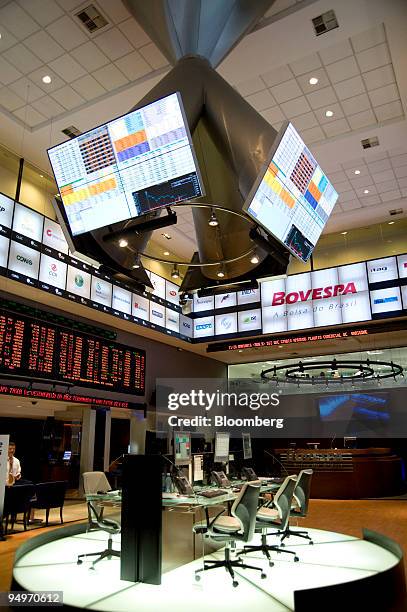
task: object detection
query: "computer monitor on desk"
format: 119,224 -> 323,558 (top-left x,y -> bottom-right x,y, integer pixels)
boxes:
174,431 -> 191,465
242,433 -> 252,460
214,432 -> 230,463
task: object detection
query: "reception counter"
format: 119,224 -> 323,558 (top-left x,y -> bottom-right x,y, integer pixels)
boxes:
275,448 -> 404,499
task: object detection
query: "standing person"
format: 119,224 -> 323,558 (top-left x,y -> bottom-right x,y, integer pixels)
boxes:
7,441 -> 21,486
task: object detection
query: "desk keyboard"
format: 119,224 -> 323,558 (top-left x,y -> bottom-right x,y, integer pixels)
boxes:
199,489 -> 229,498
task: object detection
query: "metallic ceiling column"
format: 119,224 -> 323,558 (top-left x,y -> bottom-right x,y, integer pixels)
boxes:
118,0 -> 279,282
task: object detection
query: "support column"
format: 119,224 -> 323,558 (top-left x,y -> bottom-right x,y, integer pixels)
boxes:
103,410 -> 111,471
79,408 -> 96,493
129,411 -> 147,454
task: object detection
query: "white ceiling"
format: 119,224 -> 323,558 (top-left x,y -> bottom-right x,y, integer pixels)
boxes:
0,0 -> 168,128
0,0 -> 406,256
238,23 -> 403,144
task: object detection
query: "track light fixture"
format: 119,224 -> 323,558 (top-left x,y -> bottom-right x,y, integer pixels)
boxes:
208,209 -> 219,227
250,253 -> 259,264
132,254 -> 140,269
217,265 -> 225,278
119,238 -> 128,248
171,264 -> 180,279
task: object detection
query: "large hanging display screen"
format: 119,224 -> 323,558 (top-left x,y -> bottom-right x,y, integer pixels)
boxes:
244,121 -> 338,262
48,92 -> 203,236
0,310 -> 146,395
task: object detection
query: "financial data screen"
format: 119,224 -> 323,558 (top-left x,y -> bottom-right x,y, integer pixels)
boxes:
48,92 -> 203,236
244,122 -> 338,262
0,311 -> 145,395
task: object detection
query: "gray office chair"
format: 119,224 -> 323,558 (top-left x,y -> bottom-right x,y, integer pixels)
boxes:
193,482 -> 267,587
279,469 -> 314,545
77,472 -> 120,569
240,475 -> 299,565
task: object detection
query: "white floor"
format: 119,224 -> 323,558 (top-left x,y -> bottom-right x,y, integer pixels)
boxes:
13,528 -> 399,611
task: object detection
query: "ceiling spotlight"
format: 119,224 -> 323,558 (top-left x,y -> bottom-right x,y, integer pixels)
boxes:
388,221 -> 395,225
325,110 -> 334,117
309,77 -> 319,85
250,253 -> 259,264
208,210 -> 219,227
354,169 -> 361,175
42,75 -> 52,84
132,255 -> 140,269
39,174 -> 44,178
341,231 -> 348,235
119,238 -> 128,248
171,264 -> 180,279
163,250 -> 170,256
363,189 -> 369,194
162,233 -> 171,240
217,266 -> 225,278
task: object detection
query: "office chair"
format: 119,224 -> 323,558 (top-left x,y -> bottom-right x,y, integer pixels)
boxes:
239,475 -> 299,565
77,472 -> 120,569
193,482 -> 267,587
279,469 -> 313,545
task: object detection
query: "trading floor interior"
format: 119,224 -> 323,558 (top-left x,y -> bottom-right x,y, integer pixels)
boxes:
0,0 -> 407,610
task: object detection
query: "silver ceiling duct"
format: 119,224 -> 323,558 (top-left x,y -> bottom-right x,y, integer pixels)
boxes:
99,0 -> 282,284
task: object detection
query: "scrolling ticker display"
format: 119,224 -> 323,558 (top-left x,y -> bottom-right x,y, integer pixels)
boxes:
48,92 -> 203,236
0,310 -> 145,395
244,121 -> 338,262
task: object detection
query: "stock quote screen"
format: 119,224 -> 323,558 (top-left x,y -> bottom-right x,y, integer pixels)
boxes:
0,311 -> 145,395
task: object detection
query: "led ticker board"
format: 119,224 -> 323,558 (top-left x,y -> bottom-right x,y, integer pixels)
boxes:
0,311 -> 146,395
48,92 -> 204,236
244,121 -> 338,262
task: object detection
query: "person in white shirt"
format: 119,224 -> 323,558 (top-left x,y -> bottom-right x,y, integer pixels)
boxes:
7,441 -> 21,486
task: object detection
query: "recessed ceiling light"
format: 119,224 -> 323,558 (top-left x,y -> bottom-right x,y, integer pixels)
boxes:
363,189 -> 369,194
325,110 -> 334,117
42,75 -> 52,84
118,239 -> 128,248
217,270 -> 225,278
162,233 -> 171,240
39,174 -> 44,178
354,169 -> 360,175
163,251 -> 170,256
341,231 -> 348,235
250,254 -> 259,264
388,221 -> 395,225
309,77 -> 319,85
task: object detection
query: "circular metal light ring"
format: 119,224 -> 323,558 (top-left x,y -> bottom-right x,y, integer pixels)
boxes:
260,359 -> 404,385
133,201 -> 258,268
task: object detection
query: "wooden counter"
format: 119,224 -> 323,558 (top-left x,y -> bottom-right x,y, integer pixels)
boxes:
275,448 -> 404,499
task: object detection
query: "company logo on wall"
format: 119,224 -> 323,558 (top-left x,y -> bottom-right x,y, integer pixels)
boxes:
238,309 -> 261,332
13,204 -> 43,241
367,257 -> 398,283
0,194 -> 14,228
75,274 -> 84,288
269,283 -> 357,305
197,323 -> 212,330
8,241 -> 40,279
16,254 -> 32,265
152,309 -> 164,319
370,287 -> 402,314
134,301 -> 147,313
221,317 -> 232,330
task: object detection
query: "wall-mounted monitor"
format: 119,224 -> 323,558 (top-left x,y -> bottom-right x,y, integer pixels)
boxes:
214,432 -> 230,463
48,92 -> 204,237
243,121 -> 338,263
318,393 -> 390,435
174,431 -> 191,465
242,433 -> 252,460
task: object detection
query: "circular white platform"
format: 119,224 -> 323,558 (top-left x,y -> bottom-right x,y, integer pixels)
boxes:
13,527 -> 400,611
